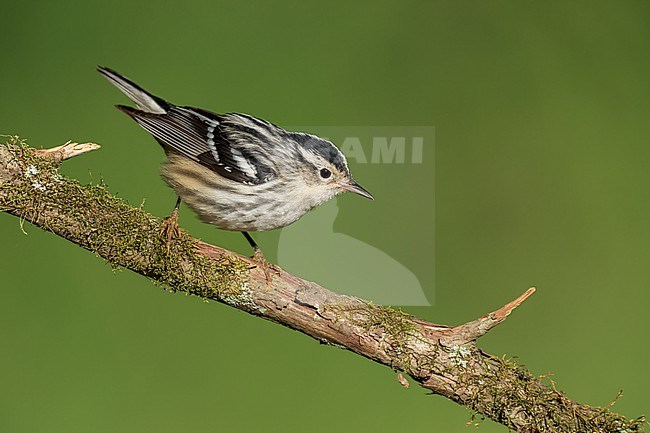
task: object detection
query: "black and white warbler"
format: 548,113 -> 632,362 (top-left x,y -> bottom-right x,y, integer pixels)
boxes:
97,67 -> 373,258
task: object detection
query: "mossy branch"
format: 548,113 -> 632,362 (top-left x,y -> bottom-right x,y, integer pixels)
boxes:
0,136 -> 645,433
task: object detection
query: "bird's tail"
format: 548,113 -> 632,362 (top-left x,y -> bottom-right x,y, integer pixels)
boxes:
97,66 -> 170,114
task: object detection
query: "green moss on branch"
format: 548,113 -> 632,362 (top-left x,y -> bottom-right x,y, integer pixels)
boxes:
0,136 -> 645,433
0,136 -> 250,304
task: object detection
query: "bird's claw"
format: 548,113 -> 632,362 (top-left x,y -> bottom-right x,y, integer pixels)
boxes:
160,208 -> 181,253
251,247 -> 280,287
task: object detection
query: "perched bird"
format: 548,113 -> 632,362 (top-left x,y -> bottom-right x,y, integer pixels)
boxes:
97,66 -> 373,262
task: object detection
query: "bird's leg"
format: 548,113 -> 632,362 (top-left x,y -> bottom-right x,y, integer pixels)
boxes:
160,197 -> 182,253
241,231 -> 278,285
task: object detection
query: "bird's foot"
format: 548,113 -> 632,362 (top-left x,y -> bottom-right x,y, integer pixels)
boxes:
160,208 -> 181,253
251,247 -> 280,287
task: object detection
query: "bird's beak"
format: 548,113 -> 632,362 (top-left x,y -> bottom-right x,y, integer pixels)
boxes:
338,180 -> 374,200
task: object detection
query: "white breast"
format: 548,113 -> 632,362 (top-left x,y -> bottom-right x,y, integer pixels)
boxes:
160,153 -> 323,231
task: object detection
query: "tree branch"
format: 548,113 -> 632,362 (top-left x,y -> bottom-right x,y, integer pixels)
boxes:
0,136 -> 644,433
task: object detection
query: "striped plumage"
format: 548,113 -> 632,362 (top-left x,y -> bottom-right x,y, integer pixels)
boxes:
98,67 -> 373,233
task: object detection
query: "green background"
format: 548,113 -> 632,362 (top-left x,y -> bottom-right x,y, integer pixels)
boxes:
1,1 -> 649,432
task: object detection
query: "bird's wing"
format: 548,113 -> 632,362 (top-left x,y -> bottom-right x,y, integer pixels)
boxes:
118,105 -> 277,185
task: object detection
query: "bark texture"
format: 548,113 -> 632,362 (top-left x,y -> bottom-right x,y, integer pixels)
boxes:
0,137 -> 645,433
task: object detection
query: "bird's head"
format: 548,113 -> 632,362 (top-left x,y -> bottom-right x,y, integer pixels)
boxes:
292,133 -> 374,205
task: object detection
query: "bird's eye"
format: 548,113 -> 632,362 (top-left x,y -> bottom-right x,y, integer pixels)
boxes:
319,168 -> 332,179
